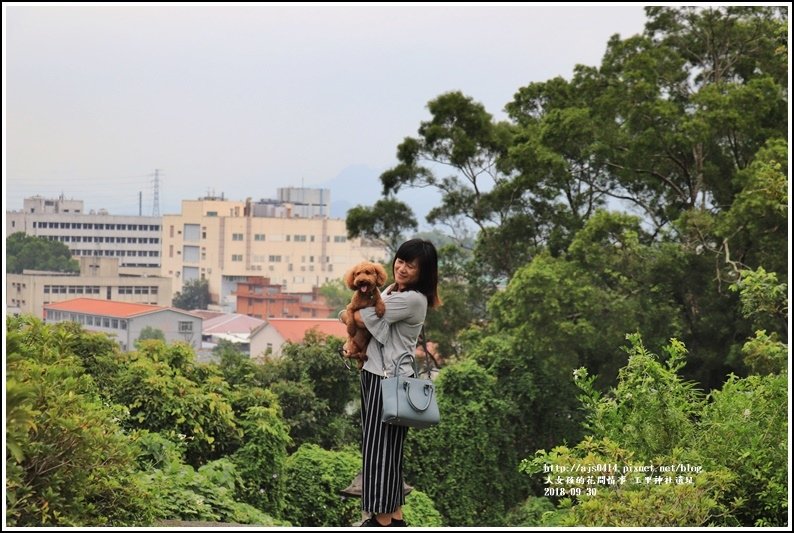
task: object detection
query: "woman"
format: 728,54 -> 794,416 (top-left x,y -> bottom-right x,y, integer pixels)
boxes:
353,239 -> 441,527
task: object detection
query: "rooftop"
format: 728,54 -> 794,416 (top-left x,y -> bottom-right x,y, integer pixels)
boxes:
44,298 -> 198,319
266,318 -> 346,342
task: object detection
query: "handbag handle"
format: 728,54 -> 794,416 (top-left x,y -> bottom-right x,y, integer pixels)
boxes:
392,352 -> 420,378
404,380 -> 435,412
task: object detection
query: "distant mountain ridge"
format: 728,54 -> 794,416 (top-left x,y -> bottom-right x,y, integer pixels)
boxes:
320,164 -> 440,229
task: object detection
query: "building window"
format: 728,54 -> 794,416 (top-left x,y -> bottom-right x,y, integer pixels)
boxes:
178,321 -> 193,333
232,233 -> 244,241
232,254 -> 243,262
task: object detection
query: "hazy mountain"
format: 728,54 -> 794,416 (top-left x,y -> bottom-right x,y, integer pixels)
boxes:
321,164 -> 441,229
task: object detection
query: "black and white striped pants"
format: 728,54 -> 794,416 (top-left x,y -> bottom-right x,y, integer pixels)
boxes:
360,369 -> 409,514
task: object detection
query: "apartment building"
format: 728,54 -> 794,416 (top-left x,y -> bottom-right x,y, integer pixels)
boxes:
234,276 -> 335,319
44,298 -> 202,352
6,195 -> 162,274
7,256 -> 172,318
161,193 -> 387,311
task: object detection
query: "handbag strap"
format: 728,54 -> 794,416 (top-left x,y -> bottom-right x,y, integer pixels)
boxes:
392,352 -> 419,378
404,380 -> 435,412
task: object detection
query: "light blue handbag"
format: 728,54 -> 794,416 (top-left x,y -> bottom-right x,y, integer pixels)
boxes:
381,352 -> 440,429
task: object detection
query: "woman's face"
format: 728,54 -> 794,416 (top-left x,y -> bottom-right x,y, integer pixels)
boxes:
394,257 -> 420,289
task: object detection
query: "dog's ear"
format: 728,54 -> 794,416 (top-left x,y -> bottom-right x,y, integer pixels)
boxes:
343,265 -> 358,290
374,263 -> 388,286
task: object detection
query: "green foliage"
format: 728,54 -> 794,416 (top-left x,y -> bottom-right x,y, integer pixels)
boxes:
318,278 -> 351,317
6,316 -> 155,526
259,331 -> 359,451
282,444 -> 360,527
696,373 -> 788,525
231,405 -> 291,517
574,334 -> 703,461
346,197 -> 418,254
521,334 -> 788,526
504,496 -> 558,527
134,432 -> 287,526
402,489 -> 444,527
109,342 -> 241,466
729,266 -> 787,334
137,325 -> 166,343
172,278 -> 210,310
739,330 -> 787,375
404,360 -> 527,526
5,232 -> 79,274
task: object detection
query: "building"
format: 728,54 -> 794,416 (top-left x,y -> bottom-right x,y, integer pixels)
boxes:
251,188 -> 331,218
7,256 -> 172,318
250,318 -> 347,360
201,312 -> 267,352
160,192 -> 387,311
44,298 -> 202,352
234,276 -> 335,319
6,195 -> 162,274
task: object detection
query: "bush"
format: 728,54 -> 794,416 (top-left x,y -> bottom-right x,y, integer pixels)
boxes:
6,316 -> 155,526
231,405 -> 292,517
282,444 -> 360,526
402,489 -> 444,527
521,334 -> 788,526
696,373 -> 788,526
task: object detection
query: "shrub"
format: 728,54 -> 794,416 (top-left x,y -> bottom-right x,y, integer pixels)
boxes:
6,316 -> 155,526
282,444 -> 360,526
231,405 -> 292,517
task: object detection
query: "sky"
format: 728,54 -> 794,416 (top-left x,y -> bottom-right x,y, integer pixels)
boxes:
3,3 -> 649,221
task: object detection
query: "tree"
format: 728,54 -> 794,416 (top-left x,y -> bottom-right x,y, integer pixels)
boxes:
6,232 -> 79,274
6,315 -> 155,526
172,278 -> 210,310
521,334 -> 787,526
258,331 -> 359,451
378,91 -> 526,279
137,326 -> 165,343
404,359 -> 527,526
346,197 -> 418,255
318,279 -> 354,318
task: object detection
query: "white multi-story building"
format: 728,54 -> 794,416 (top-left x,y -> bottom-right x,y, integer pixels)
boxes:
6,196 -> 162,273
161,193 -> 388,311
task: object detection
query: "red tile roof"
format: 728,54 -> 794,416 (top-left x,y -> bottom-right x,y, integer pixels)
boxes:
44,298 -> 197,319
266,318 -> 347,343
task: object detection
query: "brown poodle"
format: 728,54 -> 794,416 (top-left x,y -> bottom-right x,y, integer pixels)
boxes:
339,261 -> 388,369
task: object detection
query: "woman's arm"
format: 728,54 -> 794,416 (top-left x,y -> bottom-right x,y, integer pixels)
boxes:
358,291 -> 427,344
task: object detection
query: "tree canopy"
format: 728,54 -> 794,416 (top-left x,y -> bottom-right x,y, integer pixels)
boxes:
6,232 -> 79,274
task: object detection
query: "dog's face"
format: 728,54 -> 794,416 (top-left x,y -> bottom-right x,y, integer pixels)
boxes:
344,261 -> 388,294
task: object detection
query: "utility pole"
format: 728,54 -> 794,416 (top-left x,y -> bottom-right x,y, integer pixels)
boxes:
152,169 -> 161,216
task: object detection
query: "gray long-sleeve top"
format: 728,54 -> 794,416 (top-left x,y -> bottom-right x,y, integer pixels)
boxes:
359,286 -> 427,378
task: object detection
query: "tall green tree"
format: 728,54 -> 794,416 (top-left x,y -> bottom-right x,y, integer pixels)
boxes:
6,232 -> 79,274
378,91 -> 529,279
346,197 -> 418,255
172,278 -> 210,310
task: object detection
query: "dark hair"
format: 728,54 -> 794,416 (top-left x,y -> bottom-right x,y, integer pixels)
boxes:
393,238 -> 441,308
